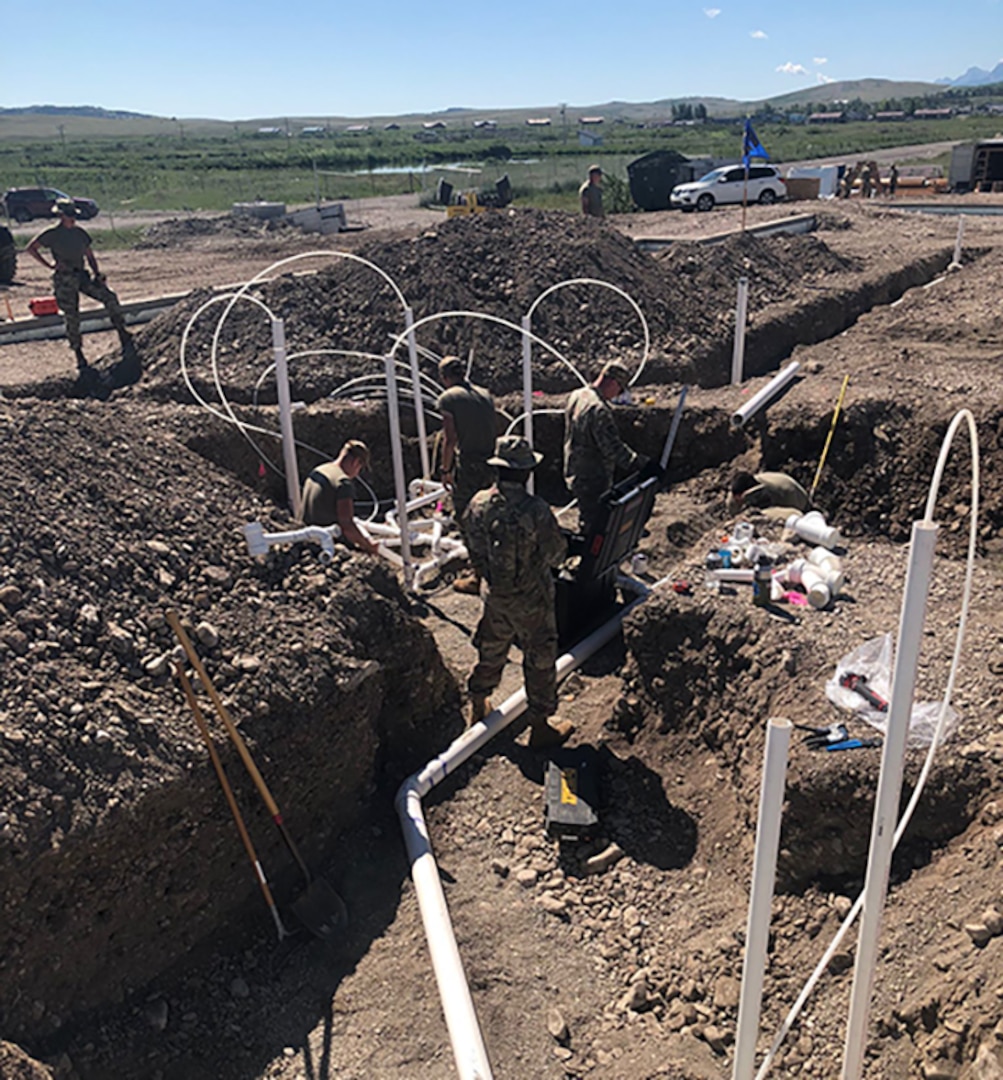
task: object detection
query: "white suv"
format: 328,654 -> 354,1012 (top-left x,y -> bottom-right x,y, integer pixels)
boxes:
670,165 -> 786,212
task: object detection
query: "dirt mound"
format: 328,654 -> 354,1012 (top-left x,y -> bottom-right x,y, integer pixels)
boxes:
135,214 -> 303,249
134,210 -> 861,405
0,396 -> 456,1045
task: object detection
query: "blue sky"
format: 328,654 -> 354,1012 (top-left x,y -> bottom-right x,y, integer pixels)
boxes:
3,0 -> 1000,120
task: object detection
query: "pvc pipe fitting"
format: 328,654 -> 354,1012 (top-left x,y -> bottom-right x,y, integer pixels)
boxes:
786,511 -> 842,550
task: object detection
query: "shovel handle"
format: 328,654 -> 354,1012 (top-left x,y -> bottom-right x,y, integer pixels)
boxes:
166,610 -> 281,818
166,611 -> 313,885
174,661 -> 289,939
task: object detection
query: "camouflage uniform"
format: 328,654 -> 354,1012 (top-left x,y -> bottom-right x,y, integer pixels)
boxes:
464,480 -> 567,719
53,267 -> 129,352
741,471 -> 810,513
563,384 -> 639,533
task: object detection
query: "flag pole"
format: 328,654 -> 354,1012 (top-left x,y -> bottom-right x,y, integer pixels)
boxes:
742,163 -> 749,232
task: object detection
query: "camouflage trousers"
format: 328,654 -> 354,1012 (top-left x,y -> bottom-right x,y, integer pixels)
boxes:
53,267 -> 127,352
468,590 -> 558,719
571,477 -> 610,537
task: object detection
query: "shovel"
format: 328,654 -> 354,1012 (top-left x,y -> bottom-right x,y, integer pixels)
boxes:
166,610 -> 348,938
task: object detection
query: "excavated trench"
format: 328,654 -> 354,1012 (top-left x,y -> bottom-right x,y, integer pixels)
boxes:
4,217 -> 1000,1076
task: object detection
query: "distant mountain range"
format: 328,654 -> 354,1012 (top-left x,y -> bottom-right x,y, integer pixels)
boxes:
939,62 -> 1003,87
0,104 -> 153,119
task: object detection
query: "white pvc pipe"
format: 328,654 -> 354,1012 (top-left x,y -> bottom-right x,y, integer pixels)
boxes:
731,361 -> 801,428
521,314 -> 535,494
952,214 -> 965,268
243,520 -> 339,561
405,307 -> 432,480
755,410 -> 979,1080
660,385 -> 689,471
734,717 -> 793,1080
272,318 -> 302,520
384,355 -> 414,588
397,581 -> 664,1080
841,521 -> 938,1079
732,277 -> 749,386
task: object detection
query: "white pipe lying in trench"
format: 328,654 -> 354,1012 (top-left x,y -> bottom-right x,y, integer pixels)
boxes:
243,521 -> 339,561
396,578 -> 667,1080
731,361 -> 801,428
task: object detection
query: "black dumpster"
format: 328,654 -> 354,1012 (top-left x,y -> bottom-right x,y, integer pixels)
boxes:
627,150 -> 694,211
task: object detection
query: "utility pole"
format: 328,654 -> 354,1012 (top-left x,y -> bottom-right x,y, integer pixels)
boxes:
560,102 -> 567,143
57,124 -> 66,148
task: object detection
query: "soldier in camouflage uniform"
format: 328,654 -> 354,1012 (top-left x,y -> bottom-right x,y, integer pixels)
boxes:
26,199 -> 134,372
436,355 -> 498,593
463,435 -> 573,749
563,360 -> 646,535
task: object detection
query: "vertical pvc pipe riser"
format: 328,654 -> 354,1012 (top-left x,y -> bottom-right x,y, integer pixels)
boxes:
733,717 -> 793,1080
272,318 -> 302,520
732,276 -> 749,386
953,215 -> 965,267
404,307 -> 431,480
384,355 -> 414,588
841,521 -> 939,1080
521,313 -> 535,494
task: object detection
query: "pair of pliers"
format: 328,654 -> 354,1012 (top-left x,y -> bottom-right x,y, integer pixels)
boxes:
795,723 -> 849,749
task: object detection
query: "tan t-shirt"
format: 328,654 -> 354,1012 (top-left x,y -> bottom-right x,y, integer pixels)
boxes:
301,462 -> 355,526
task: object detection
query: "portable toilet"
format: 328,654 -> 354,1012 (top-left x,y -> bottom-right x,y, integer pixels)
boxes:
627,150 -> 693,211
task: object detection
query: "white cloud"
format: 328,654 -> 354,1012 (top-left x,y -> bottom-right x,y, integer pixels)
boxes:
817,73 -> 835,84
814,56 -> 828,65
750,29 -> 767,39
704,7 -> 721,17
776,62 -> 809,76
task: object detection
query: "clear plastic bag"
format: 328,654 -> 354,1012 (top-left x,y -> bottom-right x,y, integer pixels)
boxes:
824,633 -> 958,748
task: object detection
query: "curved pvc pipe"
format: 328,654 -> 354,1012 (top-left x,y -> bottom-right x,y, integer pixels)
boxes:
396,579 -> 671,1080
526,277 -> 652,387
754,409 -> 979,1079
731,362 -> 801,428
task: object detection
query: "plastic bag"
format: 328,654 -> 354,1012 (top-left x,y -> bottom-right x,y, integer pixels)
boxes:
824,633 -> 958,748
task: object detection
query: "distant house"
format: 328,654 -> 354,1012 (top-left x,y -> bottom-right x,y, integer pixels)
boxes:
787,113 -> 807,124
913,108 -> 952,120
526,117 -> 552,126
256,126 -> 283,136
579,130 -> 603,147
345,124 -> 370,133
384,122 -> 401,130
807,111 -> 845,124
423,120 -> 447,129
873,111 -> 906,122
300,126 -> 326,136
579,116 -> 604,125
472,119 -> 497,129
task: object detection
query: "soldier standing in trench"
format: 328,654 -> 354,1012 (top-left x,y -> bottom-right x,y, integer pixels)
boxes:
436,355 -> 498,594
563,361 -> 649,535
26,199 -> 135,375
463,436 -> 573,749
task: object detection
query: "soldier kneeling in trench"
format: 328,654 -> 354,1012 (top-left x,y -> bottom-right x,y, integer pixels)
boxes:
729,470 -> 810,520
463,436 -> 574,749
300,440 -> 380,556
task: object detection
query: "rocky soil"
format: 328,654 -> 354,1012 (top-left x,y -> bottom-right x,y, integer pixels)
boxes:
1,197 -> 1002,1080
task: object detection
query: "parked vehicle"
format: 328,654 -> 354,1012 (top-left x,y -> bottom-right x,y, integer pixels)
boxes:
2,187 -> 100,223
670,165 -> 786,212
0,224 -> 15,282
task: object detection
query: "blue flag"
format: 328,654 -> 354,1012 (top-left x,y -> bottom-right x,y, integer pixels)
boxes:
742,119 -> 769,169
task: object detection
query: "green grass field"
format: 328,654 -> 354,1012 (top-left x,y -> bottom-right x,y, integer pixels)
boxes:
2,115 -> 1000,215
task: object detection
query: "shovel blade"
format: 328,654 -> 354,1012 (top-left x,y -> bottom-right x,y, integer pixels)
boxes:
291,877 -> 348,939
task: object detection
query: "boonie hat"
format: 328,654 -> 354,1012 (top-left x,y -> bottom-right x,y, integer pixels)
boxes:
600,361 -> 631,387
487,435 -> 543,470
54,199 -> 79,218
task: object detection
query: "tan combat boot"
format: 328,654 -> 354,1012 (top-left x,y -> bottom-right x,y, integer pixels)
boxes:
527,715 -> 575,750
452,570 -> 481,595
467,694 -> 491,728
